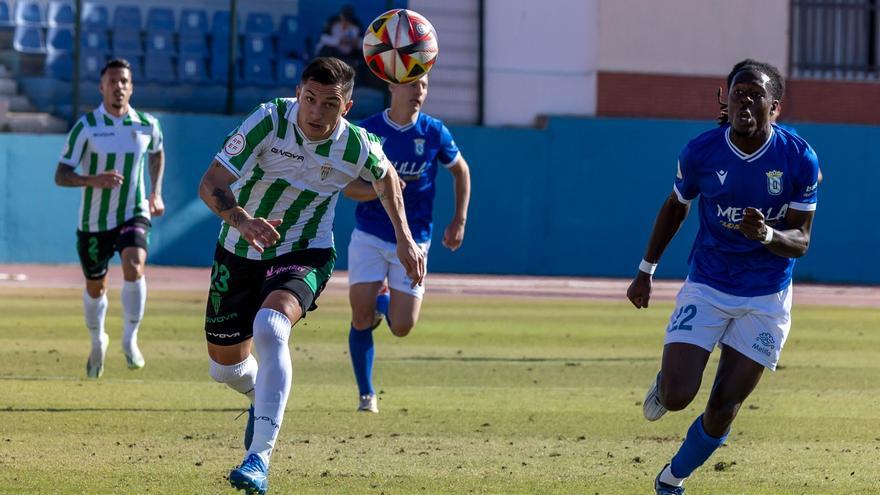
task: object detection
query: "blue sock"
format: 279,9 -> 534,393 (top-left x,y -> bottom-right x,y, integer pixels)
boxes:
376,292 -> 391,326
348,324 -> 375,396
670,414 -> 728,479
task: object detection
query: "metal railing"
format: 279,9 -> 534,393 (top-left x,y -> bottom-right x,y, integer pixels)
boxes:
791,0 -> 880,79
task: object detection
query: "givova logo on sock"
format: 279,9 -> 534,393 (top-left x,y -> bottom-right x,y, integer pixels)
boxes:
255,416 -> 279,430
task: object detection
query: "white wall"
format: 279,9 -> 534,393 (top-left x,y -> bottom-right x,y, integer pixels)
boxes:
483,0 -> 598,126
597,0 -> 788,75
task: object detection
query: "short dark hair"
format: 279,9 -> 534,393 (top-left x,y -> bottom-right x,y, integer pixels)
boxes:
101,58 -> 132,76
300,57 -> 355,96
716,59 -> 786,126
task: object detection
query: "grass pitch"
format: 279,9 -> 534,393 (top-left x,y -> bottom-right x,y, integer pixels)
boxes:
0,286 -> 878,494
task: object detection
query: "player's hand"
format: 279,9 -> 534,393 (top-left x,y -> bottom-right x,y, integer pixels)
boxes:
149,193 -> 165,217
88,171 -> 124,189
627,271 -> 653,308
442,218 -> 466,251
396,238 -> 426,288
740,207 -> 768,241
237,218 -> 282,253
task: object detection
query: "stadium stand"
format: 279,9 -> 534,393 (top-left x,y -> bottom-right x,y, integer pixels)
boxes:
1,1 -> 389,127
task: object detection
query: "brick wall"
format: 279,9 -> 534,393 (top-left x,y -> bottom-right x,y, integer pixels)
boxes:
597,72 -> 880,125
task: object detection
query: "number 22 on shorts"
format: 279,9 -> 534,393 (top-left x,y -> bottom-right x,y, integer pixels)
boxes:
668,304 -> 697,332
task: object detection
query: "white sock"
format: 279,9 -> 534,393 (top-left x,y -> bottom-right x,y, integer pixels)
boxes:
83,290 -> 108,347
248,308 -> 292,464
209,355 -> 258,403
659,463 -> 686,487
121,277 -> 146,355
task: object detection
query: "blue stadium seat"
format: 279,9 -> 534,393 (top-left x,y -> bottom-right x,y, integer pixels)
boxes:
113,5 -> 142,31
243,34 -> 275,61
180,8 -> 208,33
13,25 -> 45,53
276,59 -> 300,86
242,57 -> 274,86
46,50 -> 73,80
14,0 -> 43,26
118,54 -> 143,79
145,52 -> 175,82
0,1 -> 12,27
81,3 -> 109,30
146,7 -> 174,32
81,28 -> 109,52
146,30 -> 174,54
179,54 -> 208,84
79,49 -> 107,79
48,1 -> 74,27
245,12 -> 273,34
179,31 -> 207,56
47,27 -> 73,52
278,15 -> 305,58
113,29 -> 141,54
210,54 -> 235,83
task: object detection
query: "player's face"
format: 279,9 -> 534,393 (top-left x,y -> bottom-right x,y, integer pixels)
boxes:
727,70 -> 778,137
99,68 -> 133,111
296,80 -> 353,141
389,76 -> 428,111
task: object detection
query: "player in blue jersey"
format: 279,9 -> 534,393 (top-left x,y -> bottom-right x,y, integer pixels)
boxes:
626,59 -> 819,494
343,75 -> 471,413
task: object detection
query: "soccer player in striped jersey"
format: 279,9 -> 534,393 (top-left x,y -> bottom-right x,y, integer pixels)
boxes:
626,60 -> 820,494
342,75 -> 471,413
54,58 -> 165,379
198,57 -> 425,495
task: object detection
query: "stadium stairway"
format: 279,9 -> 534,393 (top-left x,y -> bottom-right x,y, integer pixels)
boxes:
0,63 -> 66,132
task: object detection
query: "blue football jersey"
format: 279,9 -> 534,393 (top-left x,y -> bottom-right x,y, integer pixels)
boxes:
354,110 -> 461,244
674,124 -> 820,297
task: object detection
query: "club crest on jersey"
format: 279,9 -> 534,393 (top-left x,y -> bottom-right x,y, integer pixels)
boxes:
320,162 -> 332,181
414,138 -> 425,156
766,170 -> 783,196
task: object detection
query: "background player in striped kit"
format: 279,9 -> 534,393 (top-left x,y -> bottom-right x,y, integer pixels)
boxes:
343,75 -> 471,413
54,58 -> 165,379
197,57 -> 425,495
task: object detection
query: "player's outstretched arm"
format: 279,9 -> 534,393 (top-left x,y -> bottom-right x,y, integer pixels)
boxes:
443,157 -> 471,251
344,176 -> 406,201
626,192 -> 691,309
372,166 -> 425,287
198,159 -> 280,253
55,163 -> 123,188
148,149 -> 166,216
740,207 -> 813,258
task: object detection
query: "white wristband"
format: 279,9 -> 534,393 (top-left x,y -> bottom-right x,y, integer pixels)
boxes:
638,259 -> 658,275
760,227 -> 774,245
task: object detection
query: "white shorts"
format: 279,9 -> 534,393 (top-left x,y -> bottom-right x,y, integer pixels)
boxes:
664,279 -> 792,370
347,228 -> 430,298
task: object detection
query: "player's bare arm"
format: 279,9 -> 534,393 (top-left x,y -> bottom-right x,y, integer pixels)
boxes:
54,163 -> 123,188
443,157 -> 471,251
740,206 -> 813,258
148,149 -> 166,216
373,166 -> 426,286
344,176 -> 406,201
627,192 -> 691,309
198,160 -> 281,253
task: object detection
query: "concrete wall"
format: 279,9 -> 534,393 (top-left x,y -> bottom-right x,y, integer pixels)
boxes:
2,113 -> 877,285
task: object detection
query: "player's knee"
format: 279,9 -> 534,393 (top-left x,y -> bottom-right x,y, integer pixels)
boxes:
253,308 -> 292,346
85,280 -> 106,298
389,320 -> 414,337
660,386 -> 697,412
121,258 -> 144,280
351,307 -> 378,330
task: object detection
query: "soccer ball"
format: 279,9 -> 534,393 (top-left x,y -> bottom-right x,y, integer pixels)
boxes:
362,9 -> 438,84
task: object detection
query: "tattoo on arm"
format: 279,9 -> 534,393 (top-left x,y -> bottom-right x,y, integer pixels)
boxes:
211,187 -> 237,211
55,164 -> 85,187
228,211 -> 247,227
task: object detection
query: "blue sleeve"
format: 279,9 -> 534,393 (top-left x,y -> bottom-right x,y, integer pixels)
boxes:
437,123 -> 461,167
789,146 -> 819,211
673,144 -> 699,203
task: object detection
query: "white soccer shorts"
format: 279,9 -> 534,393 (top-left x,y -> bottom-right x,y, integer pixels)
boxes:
347,228 -> 430,298
663,279 -> 793,370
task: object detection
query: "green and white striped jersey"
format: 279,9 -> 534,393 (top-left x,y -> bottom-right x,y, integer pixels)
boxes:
215,97 -> 390,260
60,104 -> 163,232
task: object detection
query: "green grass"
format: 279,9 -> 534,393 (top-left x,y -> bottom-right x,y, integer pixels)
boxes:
0,287 -> 878,494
